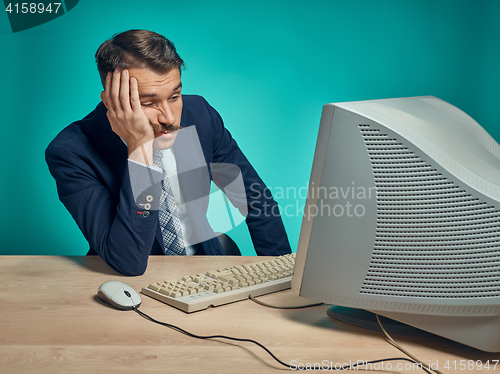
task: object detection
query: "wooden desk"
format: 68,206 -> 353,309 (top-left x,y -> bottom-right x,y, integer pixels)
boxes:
0,256 -> 498,373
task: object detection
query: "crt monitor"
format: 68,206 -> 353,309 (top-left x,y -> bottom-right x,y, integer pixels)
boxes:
291,96 -> 500,352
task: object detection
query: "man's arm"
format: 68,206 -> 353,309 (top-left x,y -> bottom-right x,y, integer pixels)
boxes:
46,70 -> 162,275
45,141 -> 162,276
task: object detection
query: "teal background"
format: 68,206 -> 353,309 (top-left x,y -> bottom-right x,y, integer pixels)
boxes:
0,0 -> 499,256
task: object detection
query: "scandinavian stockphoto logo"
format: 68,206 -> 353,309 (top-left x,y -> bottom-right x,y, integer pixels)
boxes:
4,0 -> 79,33
249,182 -> 377,220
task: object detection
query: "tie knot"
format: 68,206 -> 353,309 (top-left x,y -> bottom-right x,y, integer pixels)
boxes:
153,150 -> 163,169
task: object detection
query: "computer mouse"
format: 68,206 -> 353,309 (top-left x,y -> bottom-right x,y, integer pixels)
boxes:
97,281 -> 142,310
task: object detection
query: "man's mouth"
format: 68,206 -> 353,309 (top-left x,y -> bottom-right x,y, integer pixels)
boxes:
154,126 -> 180,136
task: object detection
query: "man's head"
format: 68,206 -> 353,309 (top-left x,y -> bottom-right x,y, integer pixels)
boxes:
95,29 -> 184,87
96,30 -> 185,150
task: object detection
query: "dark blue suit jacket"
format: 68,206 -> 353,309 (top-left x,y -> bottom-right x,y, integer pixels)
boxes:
46,95 -> 291,275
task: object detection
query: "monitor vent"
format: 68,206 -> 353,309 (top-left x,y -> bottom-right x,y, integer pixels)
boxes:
358,124 -> 500,299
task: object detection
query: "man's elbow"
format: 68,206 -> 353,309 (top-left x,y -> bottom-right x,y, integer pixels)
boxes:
121,266 -> 147,277
108,257 -> 149,277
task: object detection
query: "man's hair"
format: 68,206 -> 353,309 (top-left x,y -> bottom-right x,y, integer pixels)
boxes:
95,29 -> 185,86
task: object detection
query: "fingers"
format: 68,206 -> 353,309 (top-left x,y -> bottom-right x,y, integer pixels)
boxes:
103,69 -> 136,114
101,68 -> 153,152
120,70 -> 134,113
102,72 -> 113,111
110,70 -> 123,112
129,77 -> 142,113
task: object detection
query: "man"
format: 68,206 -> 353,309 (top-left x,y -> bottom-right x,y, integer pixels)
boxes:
46,30 -> 291,276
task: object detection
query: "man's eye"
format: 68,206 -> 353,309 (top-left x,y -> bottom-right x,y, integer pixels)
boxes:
141,103 -> 153,107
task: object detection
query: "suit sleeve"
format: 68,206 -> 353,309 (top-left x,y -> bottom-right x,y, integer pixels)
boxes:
45,143 -> 162,276
200,98 -> 292,256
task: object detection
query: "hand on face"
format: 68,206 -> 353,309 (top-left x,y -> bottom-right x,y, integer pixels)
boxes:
101,70 -> 154,159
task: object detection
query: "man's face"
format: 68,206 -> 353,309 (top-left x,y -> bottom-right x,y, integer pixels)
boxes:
128,67 -> 183,150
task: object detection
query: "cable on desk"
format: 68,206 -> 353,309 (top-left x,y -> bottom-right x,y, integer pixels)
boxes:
249,294 -> 325,309
250,295 -> 440,373
132,306 -> 432,373
376,314 -> 443,374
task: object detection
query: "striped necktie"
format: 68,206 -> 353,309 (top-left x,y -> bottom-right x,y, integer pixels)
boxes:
153,150 -> 186,255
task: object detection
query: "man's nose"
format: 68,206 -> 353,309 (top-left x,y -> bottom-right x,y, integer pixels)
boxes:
157,102 -> 176,125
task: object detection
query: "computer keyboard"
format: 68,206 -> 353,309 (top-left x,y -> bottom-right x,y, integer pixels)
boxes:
141,253 -> 296,313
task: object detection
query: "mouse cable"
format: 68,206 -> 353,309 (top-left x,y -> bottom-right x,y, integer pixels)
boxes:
248,295 -> 439,374
132,307 -> 431,373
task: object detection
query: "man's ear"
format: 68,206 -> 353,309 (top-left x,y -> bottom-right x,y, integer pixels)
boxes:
100,91 -> 108,109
